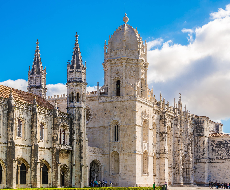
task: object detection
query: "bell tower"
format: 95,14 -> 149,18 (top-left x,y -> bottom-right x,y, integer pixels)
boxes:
102,14 -> 148,98
67,32 -> 88,188
28,39 -> 47,98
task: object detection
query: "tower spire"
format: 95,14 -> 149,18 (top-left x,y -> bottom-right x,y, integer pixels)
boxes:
71,32 -> 83,69
31,39 -> 42,74
28,39 -> 47,98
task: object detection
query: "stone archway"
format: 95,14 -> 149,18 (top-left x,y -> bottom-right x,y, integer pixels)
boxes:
0,159 -> 6,188
89,160 -> 101,183
60,164 -> 69,187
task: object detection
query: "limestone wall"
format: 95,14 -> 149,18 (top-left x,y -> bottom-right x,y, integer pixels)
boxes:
208,135 -> 230,183
47,94 -> 67,113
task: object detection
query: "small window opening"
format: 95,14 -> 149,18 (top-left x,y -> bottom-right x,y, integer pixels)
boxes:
77,93 -> 80,102
115,125 -> 119,141
17,119 -> 22,137
116,80 -> 120,96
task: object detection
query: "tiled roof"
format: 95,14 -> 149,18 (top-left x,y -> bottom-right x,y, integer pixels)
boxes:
0,85 -> 54,109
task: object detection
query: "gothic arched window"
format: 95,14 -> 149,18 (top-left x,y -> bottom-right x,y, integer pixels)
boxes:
40,124 -> 44,140
0,164 -> 2,184
116,80 -> 120,96
59,129 -> 62,144
77,93 -> 80,102
62,130 -> 65,145
17,119 -> 22,137
141,81 -> 143,96
42,164 -> 48,184
20,163 -> 26,184
143,151 -> 148,174
69,92 -> 74,102
114,125 -> 119,142
143,120 -> 148,142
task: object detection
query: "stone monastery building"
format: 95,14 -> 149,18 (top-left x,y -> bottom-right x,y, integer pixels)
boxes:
1,14 -> 230,188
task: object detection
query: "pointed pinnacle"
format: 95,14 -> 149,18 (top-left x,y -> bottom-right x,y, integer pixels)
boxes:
75,32 -> 79,43
36,39 -> 39,46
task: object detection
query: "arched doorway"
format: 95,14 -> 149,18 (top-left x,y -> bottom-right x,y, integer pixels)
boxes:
20,163 -> 26,184
0,164 -> 2,184
61,172 -> 65,187
89,160 -> 101,183
60,164 -> 69,187
42,164 -> 48,184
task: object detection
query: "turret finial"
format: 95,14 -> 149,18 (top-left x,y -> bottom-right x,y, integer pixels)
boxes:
123,13 -> 129,24
36,39 -> 39,46
75,32 -> 78,43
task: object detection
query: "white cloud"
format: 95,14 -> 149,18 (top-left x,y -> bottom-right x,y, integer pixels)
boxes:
182,28 -> 194,43
0,79 -> 97,98
87,86 -> 98,92
47,83 -> 67,96
210,4 -> 230,19
147,38 -> 163,50
0,79 -> 27,91
147,4 -> 230,122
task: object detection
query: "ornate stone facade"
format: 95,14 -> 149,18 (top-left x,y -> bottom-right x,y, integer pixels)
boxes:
0,14 -> 229,188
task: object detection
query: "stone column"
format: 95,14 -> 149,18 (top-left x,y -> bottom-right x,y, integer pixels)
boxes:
57,164 -> 61,188
37,162 -> 41,188
6,95 -> 16,188
18,164 -> 21,188
12,160 -> 17,189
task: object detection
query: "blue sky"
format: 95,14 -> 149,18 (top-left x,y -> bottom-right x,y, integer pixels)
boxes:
1,0 -> 230,132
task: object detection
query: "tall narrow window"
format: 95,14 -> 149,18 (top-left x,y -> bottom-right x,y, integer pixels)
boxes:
0,164 -> 2,184
62,130 -> 65,144
69,92 -> 74,102
77,93 -> 80,102
61,172 -> 65,187
16,165 -> 18,184
116,80 -> 120,96
17,119 -> 22,137
143,151 -> 148,174
40,124 -> 44,140
114,125 -> 119,142
143,121 -> 148,142
42,165 -> 48,184
59,129 -> 62,144
141,81 -> 143,96
20,163 -> 26,184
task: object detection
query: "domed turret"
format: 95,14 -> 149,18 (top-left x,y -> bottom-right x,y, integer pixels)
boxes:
104,14 -> 147,60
